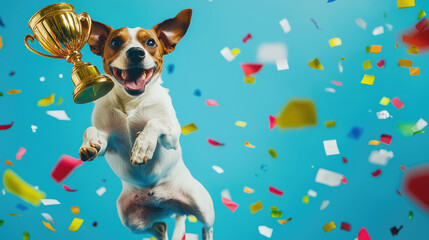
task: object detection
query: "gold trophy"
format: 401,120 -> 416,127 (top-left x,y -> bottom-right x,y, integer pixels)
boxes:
24,3 -> 114,104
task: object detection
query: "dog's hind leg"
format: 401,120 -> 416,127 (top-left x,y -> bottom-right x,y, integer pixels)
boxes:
147,222 -> 168,240
171,215 -> 186,240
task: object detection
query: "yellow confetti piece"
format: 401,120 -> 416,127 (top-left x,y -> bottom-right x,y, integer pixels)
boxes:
0,36 -> 3,50
231,48 -> 240,56
150,238 -> 157,240
369,140 -> 380,145
235,121 -> 247,127
57,97 -> 63,105
397,0 -> 415,9
38,94 -> 55,107
268,148 -> 278,158
245,141 -> 255,148
380,97 -> 390,105
244,186 -> 255,193
3,169 -> 45,206
325,121 -> 336,128
7,90 -> 21,95
361,75 -> 375,85
68,218 -> 84,232
277,99 -> 317,129
308,58 -> 324,70
370,45 -> 382,53
408,45 -> 419,54
398,59 -> 413,68
323,221 -> 336,232
410,67 -> 420,76
250,201 -> 263,214
244,76 -> 255,84
418,10 -> 426,19
362,60 -> 372,70
10,213 -> 22,217
395,43 -> 399,49
188,215 -> 197,223
181,123 -> 198,135
71,206 -> 80,214
278,218 -> 292,225
302,195 -> 309,204
42,221 -> 57,232
328,37 -> 342,47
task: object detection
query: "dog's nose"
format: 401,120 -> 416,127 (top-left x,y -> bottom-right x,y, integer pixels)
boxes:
126,47 -> 145,63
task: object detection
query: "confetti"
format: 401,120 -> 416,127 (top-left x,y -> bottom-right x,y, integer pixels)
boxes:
0,220 -> 3,226
363,60 -> 372,70
5,160 -> 13,166
380,134 -> 392,145
308,189 -> 317,197
377,110 -> 391,119
42,221 -> 57,232
220,47 -> 235,62
258,226 -> 273,238
31,125 -> 38,132
376,59 -> 385,68
68,218 -> 84,232
270,209 -> 282,218
38,94 -> 55,106
221,197 -> 239,212
250,201 -> 263,214
279,18 -> 291,33
243,187 -> 254,193
92,221 -> 98,227
368,140 -> 380,145
329,37 -> 342,47
181,123 -> 198,135
16,203 -> 28,211
408,45 -> 419,54
372,26 -> 384,36
7,89 -> 21,94
244,141 -> 255,148
167,64 -> 174,74
0,36 -> 2,50
324,88 -> 335,93
231,48 -> 240,56
325,121 -> 336,128
302,195 -> 309,204
342,157 -> 348,163
276,59 -> 289,70
221,189 -> 231,199
16,147 -> 26,160
3,169 -> 46,206
96,187 -> 106,196
41,199 -> 60,205
51,155 -> 83,183
323,140 -> 339,156
372,169 -> 382,177
268,186 -> 283,196
370,45 -> 382,53
62,184 -> 77,192
23,232 -> 30,240
277,100 -> 317,129
320,200 -> 330,210
244,76 -> 255,84
0,122 -> 14,130
268,149 -> 277,158
410,67 -> 420,76
308,58 -> 324,70
205,99 -> 218,106
310,18 -> 320,30
361,75 -> 375,85
10,213 -> 22,217
390,225 -> 403,236
338,61 -> 343,73
47,110 -> 71,121
193,89 -> 201,97
212,165 -> 224,174
412,118 -> 427,132
235,121 -> 247,127
71,206 -> 80,214
358,227 -> 371,240
323,221 -> 336,232
398,59 -> 412,67
315,168 -> 343,187
41,213 -> 54,224
257,43 -> 287,63
341,222 -> 351,231
397,0 -> 415,9
331,80 -> 342,86
380,97 -> 390,105
269,115 -> 276,130
188,215 -> 197,223
356,18 -> 367,29
409,211 -> 414,220
207,138 -> 224,146
418,10 -> 426,19
242,33 -> 252,43
391,97 -> 405,109
240,63 -> 263,76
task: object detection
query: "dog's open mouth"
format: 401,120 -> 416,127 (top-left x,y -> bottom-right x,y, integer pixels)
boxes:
111,67 -> 155,93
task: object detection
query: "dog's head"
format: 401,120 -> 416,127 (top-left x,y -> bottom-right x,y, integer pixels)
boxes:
86,9 -> 192,96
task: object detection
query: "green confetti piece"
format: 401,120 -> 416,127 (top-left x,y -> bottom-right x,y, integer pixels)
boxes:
57,97 -> 63,105
268,149 -> 278,158
409,211 -> 414,220
396,122 -> 415,137
418,10 -> 426,19
324,121 -> 336,128
0,92 -> 3,97
23,232 -> 29,240
365,46 -> 370,53
412,130 -> 425,136
271,210 -> 283,218
270,206 -> 278,211
0,220 -> 4,226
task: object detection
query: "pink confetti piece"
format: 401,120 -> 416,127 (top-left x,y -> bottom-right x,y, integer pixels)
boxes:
380,134 -> 392,145
331,80 -> 343,86
207,138 -> 224,146
0,121 -> 13,130
269,115 -> 276,130
341,176 -> 348,184
342,157 -> 348,164
205,99 -> 219,106
51,155 -> 83,183
358,227 -> 372,240
372,169 -> 382,177
376,59 -> 385,68
240,63 -> 263,76
242,33 -> 252,43
16,147 -> 26,160
221,197 -> 239,212
268,186 -> 284,196
391,97 -> 404,109
62,184 -> 77,192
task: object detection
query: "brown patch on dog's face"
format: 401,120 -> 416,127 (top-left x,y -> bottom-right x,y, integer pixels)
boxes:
100,28 -> 130,75
135,29 -> 164,78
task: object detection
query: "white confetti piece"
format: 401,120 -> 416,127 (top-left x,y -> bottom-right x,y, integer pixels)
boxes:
59,74 -> 63,78
212,165 -> 224,174
325,88 -> 336,93
320,200 -> 330,210
376,110 -> 392,119
338,61 -> 343,73
257,43 -> 287,63
355,18 -> 367,29
369,149 -> 393,166
221,189 -> 231,200
276,58 -> 289,70
279,18 -> 291,33
31,125 -> 38,133
40,76 -> 46,82
41,213 -> 55,224
2,189 -> 5,195
323,140 -> 339,156
412,118 -> 427,132
220,47 -> 235,62
372,26 -> 384,36
41,199 -> 61,206
258,225 -> 273,238
385,23 -> 393,31
315,168 -> 343,187
308,189 -> 317,197
96,186 -> 106,196
47,110 -> 71,121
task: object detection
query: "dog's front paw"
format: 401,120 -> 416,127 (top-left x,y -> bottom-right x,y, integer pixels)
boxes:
130,132 -> 157,165
80,141 -> 101,162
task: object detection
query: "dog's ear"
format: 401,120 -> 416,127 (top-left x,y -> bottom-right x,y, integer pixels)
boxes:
153,9 -> 192,55
83,20 -> 113,56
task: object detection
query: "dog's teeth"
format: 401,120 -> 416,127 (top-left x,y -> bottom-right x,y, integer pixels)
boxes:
121,70 -> 127,80
142,71 -> 146,79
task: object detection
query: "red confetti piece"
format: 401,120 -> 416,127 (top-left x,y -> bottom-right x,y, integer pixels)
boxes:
9,71 -> 15,76
380,134 -> 392,145
205,99 -> 219,106
207,138 -> 224,146
402,18 -> 429,50
403,165 -> 429,213
221,197 -> 239,212
331,80 -> 343,86
372,169 -> 382,177
5,160 -> 13,166
16,147 -> 26,160
391,97 -> 404,109
51,155 -> 83,183
358,227 -> 372,240
341,176 -> 348,184
0,121 -> 14,130
376,59 -> 385,68
340,222 -> 351,231
242,33 -> 252,43
397,190 -> 402,196
268,186 -> 284,196
400,165 -> 406,171
62,184 -> 77,192
92,221 -> 98,227
342,157 -> 348,164
240,63 -> 263,76
269,115 -> 276,130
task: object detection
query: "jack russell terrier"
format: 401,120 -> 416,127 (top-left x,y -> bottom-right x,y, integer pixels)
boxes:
78,9 -> 214,240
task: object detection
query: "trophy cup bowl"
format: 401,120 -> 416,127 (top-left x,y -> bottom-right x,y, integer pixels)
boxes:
24,3 -> 114,104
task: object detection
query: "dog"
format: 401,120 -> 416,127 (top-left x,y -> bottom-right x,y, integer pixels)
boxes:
78,9 -> 214,240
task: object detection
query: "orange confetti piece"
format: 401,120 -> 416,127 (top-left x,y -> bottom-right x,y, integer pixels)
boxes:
244,141 -> 255,148
243,186 -> 255,193
278,218 -> 292,225
398,59 -> 413,68
368,140 -> 380,145
0,36 -> 3,50
71,206 -> 80,214
5,160 -> 13,166
370,45 -> 382,53
42,221 -> 57,232
10,213 -> 22,217
410,67 -> 420,76
7,90 -> 21,95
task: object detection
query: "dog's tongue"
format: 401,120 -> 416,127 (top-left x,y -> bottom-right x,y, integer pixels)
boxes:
123,68 -> 146,91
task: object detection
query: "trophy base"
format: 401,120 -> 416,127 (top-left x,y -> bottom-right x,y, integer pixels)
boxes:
72,64 -> 114,104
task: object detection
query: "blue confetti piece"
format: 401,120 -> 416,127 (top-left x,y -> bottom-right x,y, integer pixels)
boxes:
348,127 -> 364,139
194,89 -> 201,97
328,0 -> 336,2
16,203 -> 28,211
167,64 -> 174,74
0,17 -> 4,28
260,164 -> 268,172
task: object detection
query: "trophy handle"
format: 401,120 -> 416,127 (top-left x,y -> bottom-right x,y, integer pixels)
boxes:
78,12 -> 92,48
24,35 -> 63,59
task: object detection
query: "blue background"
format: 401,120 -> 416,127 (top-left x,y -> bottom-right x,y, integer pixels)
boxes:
1,0 -> 429,239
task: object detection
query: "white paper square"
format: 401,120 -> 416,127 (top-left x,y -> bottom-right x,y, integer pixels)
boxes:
47,110 -> 71,121
220,47 -> 235,62
323,140 -> 339,156
258,225 -> 273,238
372,26 -> 384,36
369,149 -> 393,166
276,58 -> 289,70
355,18 -> 367,29
412,118 -> 427,132
279,18 -> 291,33
96,186 -> 106,196
308,189 -> 317,197
41,199 -> 61,205
315,168 -> 343,187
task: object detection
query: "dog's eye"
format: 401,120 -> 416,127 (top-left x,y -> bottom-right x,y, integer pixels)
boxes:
146,38 -> 157,48
110,37 -> 124,49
